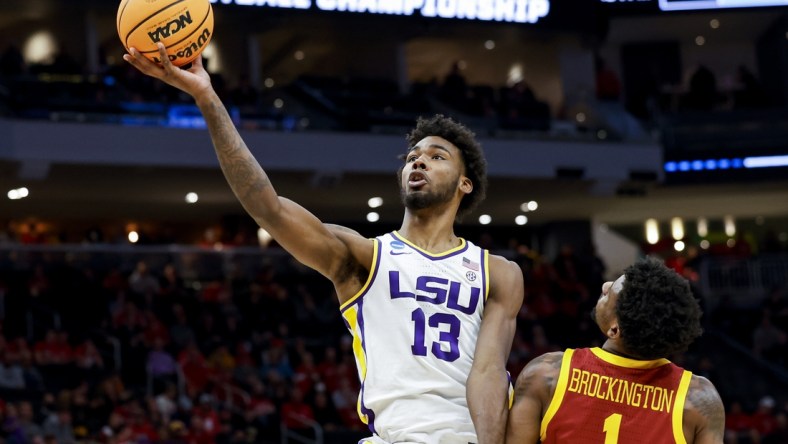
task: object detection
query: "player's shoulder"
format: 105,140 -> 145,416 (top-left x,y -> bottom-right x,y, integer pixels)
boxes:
686,374 -> 723,408
514,351 -> 566,396
485,253 -> 524,305
518,352 -> 564,381
486,253 -> 522,277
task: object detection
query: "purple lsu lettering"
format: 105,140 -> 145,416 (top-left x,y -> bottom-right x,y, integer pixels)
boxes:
388,271 -> 480,315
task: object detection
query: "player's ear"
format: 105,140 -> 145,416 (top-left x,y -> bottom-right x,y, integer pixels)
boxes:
459,177 -> 473,195
606,321 -> 620,339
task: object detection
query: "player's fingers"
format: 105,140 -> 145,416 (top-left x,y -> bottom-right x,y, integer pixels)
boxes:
156,43 -> 178,78
124,47 -> 160,77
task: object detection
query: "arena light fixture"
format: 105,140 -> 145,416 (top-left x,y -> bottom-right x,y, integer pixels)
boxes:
671,217 -> 684,240
645,219 -> 659,245
368,197 -> 383,208
697,218 -> 708,237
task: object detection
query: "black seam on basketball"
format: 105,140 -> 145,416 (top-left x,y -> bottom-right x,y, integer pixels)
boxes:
123,0 -> 189,48
117,0 -> 130,33
137,5 -> 212,55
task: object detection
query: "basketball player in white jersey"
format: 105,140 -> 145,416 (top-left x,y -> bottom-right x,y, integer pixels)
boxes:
123,45 -> 524,444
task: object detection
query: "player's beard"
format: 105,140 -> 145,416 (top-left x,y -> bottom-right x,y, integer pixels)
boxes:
400,175 -> 458,211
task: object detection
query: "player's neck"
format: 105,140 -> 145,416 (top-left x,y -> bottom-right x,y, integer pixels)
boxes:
601,340 -> 644,361
398,210 -> 460,253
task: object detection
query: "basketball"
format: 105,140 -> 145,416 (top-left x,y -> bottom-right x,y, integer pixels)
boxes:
117,0 -> 214,67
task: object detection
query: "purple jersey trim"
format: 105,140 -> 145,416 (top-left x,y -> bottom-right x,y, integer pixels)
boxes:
356,298 -> 377,434
390,231 -> 469,260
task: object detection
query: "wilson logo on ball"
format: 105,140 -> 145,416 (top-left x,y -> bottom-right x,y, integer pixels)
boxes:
152,28 -> 211,63
147,11 -> 193,43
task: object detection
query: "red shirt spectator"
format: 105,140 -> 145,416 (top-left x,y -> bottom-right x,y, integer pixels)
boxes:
281,388 -> 315,429
725,402 -> 753,433
178,344 -> 211,395
752,396 -> 779,436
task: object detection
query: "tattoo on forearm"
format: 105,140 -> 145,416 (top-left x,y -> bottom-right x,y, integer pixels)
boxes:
203,100 -> 271,204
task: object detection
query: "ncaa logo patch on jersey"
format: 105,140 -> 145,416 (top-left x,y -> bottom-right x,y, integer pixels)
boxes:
390,240 -> 406,249
389,240 -> 412,255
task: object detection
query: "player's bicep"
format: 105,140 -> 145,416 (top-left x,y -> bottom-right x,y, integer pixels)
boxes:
506,393 -> 542,443
476,258 -> 524,365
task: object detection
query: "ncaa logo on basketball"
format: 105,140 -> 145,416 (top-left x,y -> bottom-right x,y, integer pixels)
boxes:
466,271 -> 476,282
147,10 -> 193,43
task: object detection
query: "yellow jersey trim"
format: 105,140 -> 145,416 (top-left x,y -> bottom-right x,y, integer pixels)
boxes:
540,349 -> 575,441
672,370 -> 693,444
339,238 -> 379,311
342,305 -> 369,424
484,249 -> 490,301
392,230 -> 467,258
590,347 -> 671,369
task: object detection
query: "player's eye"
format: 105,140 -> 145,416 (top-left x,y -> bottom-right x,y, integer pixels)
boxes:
432,155 -> 444,160
407,155 -> 418,162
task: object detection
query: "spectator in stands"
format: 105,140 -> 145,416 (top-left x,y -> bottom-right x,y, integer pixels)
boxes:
441,61 -> 468,109
146,338 -> 178,390
764,285 -> 788,331
154,383 -> 178,423
725,400 -> 754,443
683,65 -> 720,111
129,261 -> 160,297
229,74 -> 259,112
500,80 -> 550,130
734,65 -> 768,109
42,409 -> 75,444
752,396 -> 780,441
73,339 -> 104,378
595,57 -> 621,102
3,402 -> 27,443
169,304 -> 195,350
752,312 -> 787,364
0,355 -> 25,390
0,43 -> 25,78
281,387 -> 315,433
312,387 -> 342,432
18,400 -> 44,443
765,411 -> 788,444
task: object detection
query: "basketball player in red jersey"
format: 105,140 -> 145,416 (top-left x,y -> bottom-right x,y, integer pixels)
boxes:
506,258 -> 725,443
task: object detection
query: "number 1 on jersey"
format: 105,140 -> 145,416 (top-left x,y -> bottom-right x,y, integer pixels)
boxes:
603,413 -> 622,444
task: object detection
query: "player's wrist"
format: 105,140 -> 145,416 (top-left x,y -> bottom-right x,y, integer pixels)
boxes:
192,86 -> 218,107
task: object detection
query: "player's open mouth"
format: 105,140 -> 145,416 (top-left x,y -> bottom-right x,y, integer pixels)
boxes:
408,172 -> 427,188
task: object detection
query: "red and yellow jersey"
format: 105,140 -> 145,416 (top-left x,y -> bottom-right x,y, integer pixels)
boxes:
541,347 -> 693,444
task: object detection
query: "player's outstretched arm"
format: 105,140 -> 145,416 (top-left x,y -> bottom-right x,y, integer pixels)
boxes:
684,375 -> 725,444
505,351 -> 564,444
123,45 -> 369,286
467,256 -> 524,444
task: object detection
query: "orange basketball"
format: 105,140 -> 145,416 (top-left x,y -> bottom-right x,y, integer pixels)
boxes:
117,0 -> 214,67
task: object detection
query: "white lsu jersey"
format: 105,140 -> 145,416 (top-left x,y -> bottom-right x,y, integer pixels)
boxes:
340,231 -> 494,444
